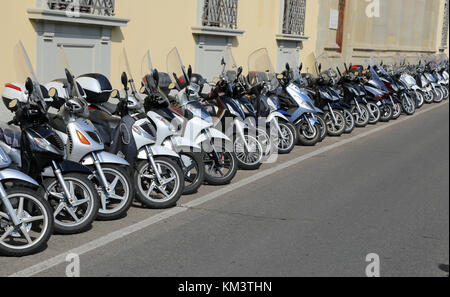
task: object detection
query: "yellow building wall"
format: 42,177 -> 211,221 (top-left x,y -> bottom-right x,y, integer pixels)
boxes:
230,0 -> 281,70
0,0 -> 37,88
110,0 -> 198,87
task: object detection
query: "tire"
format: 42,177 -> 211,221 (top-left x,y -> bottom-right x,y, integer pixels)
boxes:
42,173 -> 99,235
276,120 -> 296,154
179,152 -> 205,195
234,134 -> 263,171
316,115 -> 328,142
401,94 -> 416,116
442,86 -> 449,99
380,104 -> 393,122
0,188 -> 54,257
88,164 -> 134,221
134,157 -> 184,209
424,90 -> 434,104
434,88 -> 443,103
324,111 -> 346,137
203,143 -> 238,185
367,103 -> 381,125
343,109 -> 355,134
297,122 -> 321,146
415,90 -> 425,108
352,104 -> 370,128
392,102 -> 402,120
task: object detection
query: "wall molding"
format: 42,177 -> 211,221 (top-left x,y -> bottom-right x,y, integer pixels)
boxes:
27,8 -> 129,27
191,26 -> 245,37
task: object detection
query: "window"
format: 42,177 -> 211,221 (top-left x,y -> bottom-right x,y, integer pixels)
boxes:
47,0 -> 115,16
282,0 -> 307,36
202,0 -> 238,29
441,0 -> 449,49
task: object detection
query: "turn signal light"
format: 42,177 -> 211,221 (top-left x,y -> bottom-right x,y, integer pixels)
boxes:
77,130 -> 91,145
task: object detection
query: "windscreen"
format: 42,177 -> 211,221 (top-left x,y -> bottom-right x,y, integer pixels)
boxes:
366,57 -> 388,92
14,41 -> 47,111
58,45 -> 86,100
166,47 -> 188,89
224,47 -> 239,82
248,48 -> 276,86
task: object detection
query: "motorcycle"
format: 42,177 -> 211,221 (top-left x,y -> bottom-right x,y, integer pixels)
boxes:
140,50 -> 205,195
84,48 -> 185,209
44,47 -> 134,220
0,143 -> 53,256
1,41 -> 99,234
164,47 -> 238,185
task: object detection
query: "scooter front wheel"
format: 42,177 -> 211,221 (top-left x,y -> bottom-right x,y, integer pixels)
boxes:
343,109 -> 355,134
88,164 -> 134,221
276,121 -> 296,154
401,95 -> 416,116
43,173 -> 99,234
380,104 -> 393,122
0,188 -> 54,257
367,103 -> 381,125
134,157 -> 184,209
179,152 -> 205,195
202,143 -> 238,185
324,111 -> 346,137
234,134 -> 263,170
297,122 -> 321,146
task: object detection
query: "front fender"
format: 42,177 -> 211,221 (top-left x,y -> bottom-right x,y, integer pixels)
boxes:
59,161 -> 93,175
137,146 -> 180,160
266,112 -> 290,124
195,128 -> 230,144
171,136 -> 201,151
0,169 -> 40,187
82,152 -> 130,167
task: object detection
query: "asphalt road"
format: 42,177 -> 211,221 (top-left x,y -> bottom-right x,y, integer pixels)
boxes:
2,102 -> 449,277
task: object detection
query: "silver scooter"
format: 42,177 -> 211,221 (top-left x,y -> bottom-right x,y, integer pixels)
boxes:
45,68 -> 134,221
0,144 -> 53,256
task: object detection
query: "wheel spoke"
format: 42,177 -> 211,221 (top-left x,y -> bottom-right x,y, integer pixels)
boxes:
20,225 -> 32,244
72,198 -> 89,207
22,215 -> 45,224
65,206 -> 80,223
54,202 -> 66,218
146,182 -> 157,197
108,193 -> 126,201
17,197 -> 24,219
109,176 -> 120,190
0,211 -> 10,220
157,186 -> 170,198
0,227 -> 15,242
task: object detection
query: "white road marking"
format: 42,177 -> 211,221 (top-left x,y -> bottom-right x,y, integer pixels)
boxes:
9,102 -> 448,277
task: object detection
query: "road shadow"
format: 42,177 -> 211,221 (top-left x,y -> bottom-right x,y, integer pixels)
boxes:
438,264 -> 449,276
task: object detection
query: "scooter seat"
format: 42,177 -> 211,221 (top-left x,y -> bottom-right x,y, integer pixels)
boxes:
91,102 -> 117,115
0,126 -> 21,149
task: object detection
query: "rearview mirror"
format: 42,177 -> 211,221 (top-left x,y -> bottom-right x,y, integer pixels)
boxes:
121,72 -> 128,88
299,63 -> 303,72
187,65 -> 193,80
237,66 -> 243,77
25,77 -> 33,95
221,57 -> 226,66
65,69 -> 74,85
318,64 -> 322,73
153,69 -> 159,87
285,63 -> 290,71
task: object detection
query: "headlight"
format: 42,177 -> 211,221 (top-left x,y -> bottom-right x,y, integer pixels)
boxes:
30,136 -> 61,154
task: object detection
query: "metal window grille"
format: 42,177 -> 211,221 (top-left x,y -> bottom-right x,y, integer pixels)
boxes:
47,0 -> 115,16
282,0 -> 306,36
441,0 -> 449,48
202,0 -> 238,29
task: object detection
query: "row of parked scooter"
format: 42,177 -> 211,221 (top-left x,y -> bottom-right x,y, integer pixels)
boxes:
0,41 -> 448,256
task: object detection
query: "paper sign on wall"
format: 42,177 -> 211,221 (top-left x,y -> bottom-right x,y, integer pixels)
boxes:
329,9 -> 339,30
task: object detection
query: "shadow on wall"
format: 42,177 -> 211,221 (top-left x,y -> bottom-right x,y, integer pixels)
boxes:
112,27 -> 125,43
